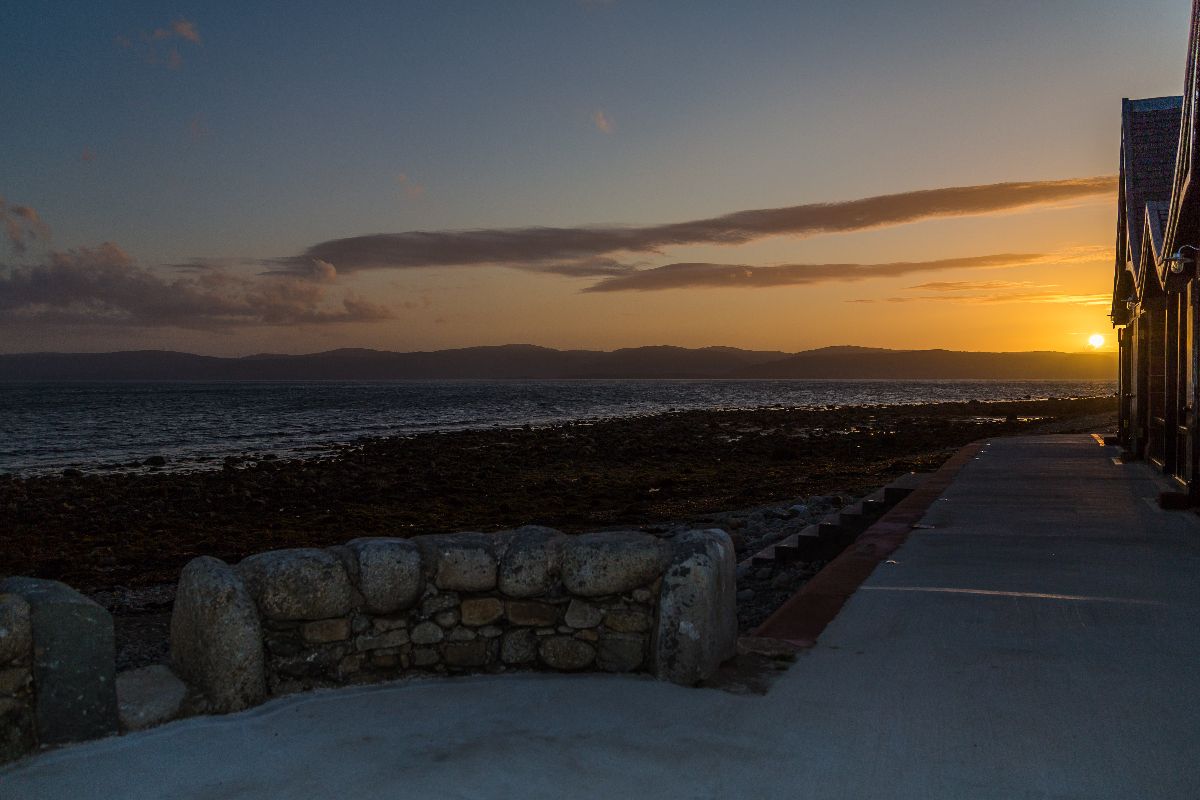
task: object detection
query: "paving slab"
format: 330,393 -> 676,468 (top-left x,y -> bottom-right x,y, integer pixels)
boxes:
3,435 -> 1198,799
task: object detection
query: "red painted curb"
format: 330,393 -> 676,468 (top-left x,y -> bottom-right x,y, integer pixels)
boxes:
752,440 -> 986,646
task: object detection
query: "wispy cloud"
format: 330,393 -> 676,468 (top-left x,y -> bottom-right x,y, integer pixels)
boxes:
274,176 -> 1116,276
0,243 -> 393,329
847,292 -> 1111,306
904,280 -> 1047,292
592,110 -> 614,134
0,198 -> 51,255
119,17 -> 202,69
581,253 -> 1057,293
396,173 -> 426,199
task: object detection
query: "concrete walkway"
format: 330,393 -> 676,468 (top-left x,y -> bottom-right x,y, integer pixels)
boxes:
4,435 -> 1199,799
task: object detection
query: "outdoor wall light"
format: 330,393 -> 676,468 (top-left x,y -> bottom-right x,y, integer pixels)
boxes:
1165,244 -> 1200,274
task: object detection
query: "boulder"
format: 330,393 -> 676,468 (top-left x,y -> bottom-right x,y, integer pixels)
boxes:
651,530 -> 738,686
498,526 -> 566,597
538,636 -> 595,670
171,557 -> 266,713
0,593 -> 31,666
0,578 -> 119,745
238,548 -> 354,621
116,665 -> 188,732
345,538 -> 423,614
414,532 -> 498,591
561,532 -> 669,597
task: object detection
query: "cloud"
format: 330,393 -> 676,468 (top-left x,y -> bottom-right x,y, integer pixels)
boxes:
170,19 -> 201,44
189,114 -> 210,140
275,176 -> 1116,275
0,198 -> 51,255
122,18 -> 201,69
847,292 -> 1111,307
0,244 -> 393,329
904,280 -> 1046,291
593,110 -> 614,134
580,253 -> 1052,292
151,18 -> 201,44
396,173 -> 425,199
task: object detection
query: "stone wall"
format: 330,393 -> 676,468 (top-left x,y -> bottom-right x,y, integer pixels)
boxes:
171,527 -> 737,713
0,526 -> 735,764
0,592 -> 35,764
0,578 -> 119,765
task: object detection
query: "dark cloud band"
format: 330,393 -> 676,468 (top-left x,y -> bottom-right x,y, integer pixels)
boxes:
278,176 -> 1115,274
580,253 -> 1049,293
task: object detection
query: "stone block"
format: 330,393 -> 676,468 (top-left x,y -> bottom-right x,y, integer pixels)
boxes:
561,532 -> 669,597
0,593 -> 32,666
0,666 -> 31,695
498,526 -> 566,597
116,665 -> 187,732
460,597 -> 504,626
651,529 -> 737,686
538,636 -> 595,670
415,532 -> 498,592
604,608 -> 652,633
434,609 -> 460,628
354,629 -> 409,651
410,621 -> 444,645
500,629 -> 538,664
421,592 -> 459,616
411,647 -> 440,667
598,634 -> 646,673
443,640 -> 490,667
302,618 -> 351,644
0,577 -> 119,745
564,599 -> 603,628
505,600 -> 560,627
238,548 -> 354,621
170,556 -> 266,713
346,538 -> 423,614
0,696 -> 35,766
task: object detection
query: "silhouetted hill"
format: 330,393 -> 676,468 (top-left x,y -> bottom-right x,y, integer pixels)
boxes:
736,348 -> 1115,380
0,345 -> 1116,381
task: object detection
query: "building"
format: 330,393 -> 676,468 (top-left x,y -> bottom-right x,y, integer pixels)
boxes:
1113,2 -> 1200,497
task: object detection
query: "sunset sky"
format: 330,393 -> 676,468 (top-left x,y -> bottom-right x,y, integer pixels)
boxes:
0,1 -> 1190,356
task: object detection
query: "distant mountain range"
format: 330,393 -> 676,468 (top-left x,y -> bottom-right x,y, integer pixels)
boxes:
0,345 -> 1117,381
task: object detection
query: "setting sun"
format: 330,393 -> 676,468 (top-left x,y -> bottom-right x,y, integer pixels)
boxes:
1088,334 -> 1105,349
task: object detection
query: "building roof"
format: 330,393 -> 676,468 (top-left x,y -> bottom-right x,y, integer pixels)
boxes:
1121,96 -> 1182,274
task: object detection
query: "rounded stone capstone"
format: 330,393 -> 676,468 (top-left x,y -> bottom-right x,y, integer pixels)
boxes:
498,526 -> 566,597
170,556 -> 266,713
651,529 -> 738,686
560,531 -> 669,597
414,532 -> 498,592
345,538 -> 423,614
237,548 -> 354,621
0,593 -> 32,666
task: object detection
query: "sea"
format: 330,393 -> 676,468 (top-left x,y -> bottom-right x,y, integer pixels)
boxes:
0,379 -> 1116,476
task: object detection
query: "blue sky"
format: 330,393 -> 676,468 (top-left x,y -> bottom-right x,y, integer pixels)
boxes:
0,1 -> 1191,354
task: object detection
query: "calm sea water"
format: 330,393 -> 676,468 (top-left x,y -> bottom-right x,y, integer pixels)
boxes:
0,379 -> 1115,476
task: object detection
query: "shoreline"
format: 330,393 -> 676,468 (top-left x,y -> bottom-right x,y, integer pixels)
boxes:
0,380 -> 1115,478
1,396 -> 1116,596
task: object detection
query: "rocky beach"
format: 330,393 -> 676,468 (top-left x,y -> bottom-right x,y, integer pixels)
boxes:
0,396 -> 1116,669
